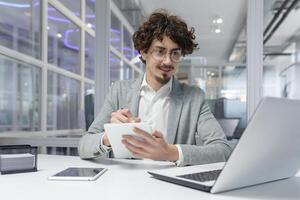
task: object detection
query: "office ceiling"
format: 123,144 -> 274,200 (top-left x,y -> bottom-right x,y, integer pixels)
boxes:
263,0 -> 300,66
264,0 -> 300,51
137,0 -> 247,66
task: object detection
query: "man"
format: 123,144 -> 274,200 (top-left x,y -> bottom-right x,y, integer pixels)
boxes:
78,10 -> 232,166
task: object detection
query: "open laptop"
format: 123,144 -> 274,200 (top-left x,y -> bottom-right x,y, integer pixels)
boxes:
148,97 -> 300,193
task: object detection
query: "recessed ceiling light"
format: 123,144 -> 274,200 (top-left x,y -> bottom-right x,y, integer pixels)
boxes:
47,26 -> 50,30
215,28 -> 221,34
212,16 -> 223,24
56,33 -> 62,38
211,73 -> 215,76
216,18 -> 223,24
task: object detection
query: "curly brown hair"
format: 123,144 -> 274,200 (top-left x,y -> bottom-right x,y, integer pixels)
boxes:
133,10 -> 198,63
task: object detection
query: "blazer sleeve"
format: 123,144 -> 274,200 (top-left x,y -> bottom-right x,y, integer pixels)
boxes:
179,101 -> 233,166
78,82 -> 119,159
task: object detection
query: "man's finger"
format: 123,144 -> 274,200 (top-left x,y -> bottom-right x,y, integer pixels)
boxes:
111,112 -> 129,123
122,135 -> 150,149
118,108 -> 133,118
152,131 -> 163,138
133,127 -> 155,143
110,118 -> 122,123
129,117 -> 141,123
122,139 -> 150,158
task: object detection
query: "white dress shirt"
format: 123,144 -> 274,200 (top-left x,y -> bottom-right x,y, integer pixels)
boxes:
138,75 -> 171,138
138,75 -> 184,166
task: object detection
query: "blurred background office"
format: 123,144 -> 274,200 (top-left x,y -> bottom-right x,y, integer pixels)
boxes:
0,0 -> 299,156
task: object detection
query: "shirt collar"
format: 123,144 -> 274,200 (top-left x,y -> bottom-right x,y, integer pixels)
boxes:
140,73 -> 173,97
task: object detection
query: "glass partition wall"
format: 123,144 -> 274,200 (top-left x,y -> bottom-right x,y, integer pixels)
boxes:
0,0 -> 142,155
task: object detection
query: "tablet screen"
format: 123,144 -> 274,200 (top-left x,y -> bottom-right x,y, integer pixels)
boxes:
49,167 -> 107,181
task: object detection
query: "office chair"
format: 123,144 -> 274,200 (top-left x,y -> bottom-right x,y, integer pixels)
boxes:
216,118 -> 240,140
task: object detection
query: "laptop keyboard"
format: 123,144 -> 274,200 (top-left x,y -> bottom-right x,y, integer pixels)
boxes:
177,169 -> 222,182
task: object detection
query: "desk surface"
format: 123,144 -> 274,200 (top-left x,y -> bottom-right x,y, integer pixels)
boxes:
1,154 -> 300,200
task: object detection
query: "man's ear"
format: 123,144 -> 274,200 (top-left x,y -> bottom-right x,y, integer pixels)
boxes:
140,50 -> 147,60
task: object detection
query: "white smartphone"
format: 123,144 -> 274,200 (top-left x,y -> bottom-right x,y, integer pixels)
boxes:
48,167 -> 107,181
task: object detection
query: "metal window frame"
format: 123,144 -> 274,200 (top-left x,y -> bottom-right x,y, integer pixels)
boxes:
247,0 -> 263,121
110,1 -> 143,75
0,0 -> 142,140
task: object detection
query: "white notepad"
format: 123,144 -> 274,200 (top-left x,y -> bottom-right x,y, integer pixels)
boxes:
104,123 -> 152,158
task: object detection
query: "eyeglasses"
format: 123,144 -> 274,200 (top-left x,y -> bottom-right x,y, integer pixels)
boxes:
150,48 -> 183,63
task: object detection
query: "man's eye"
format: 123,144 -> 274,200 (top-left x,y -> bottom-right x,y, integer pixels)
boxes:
172,51 -> 181,57
156,50 -> 165,55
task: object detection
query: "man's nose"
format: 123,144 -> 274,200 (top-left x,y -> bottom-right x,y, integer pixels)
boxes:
162,53 -> 173,65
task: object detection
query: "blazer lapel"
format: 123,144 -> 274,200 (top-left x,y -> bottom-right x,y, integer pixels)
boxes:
127,75 -> 144,118
166,78 -> 183,144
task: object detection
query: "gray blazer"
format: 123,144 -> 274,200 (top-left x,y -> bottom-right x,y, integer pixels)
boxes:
78,75 -> 232,166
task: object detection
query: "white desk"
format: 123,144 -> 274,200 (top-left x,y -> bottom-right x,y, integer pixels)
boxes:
1,154 -> 300,200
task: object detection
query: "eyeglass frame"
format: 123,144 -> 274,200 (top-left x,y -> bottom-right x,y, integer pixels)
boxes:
148,47 -> 183,63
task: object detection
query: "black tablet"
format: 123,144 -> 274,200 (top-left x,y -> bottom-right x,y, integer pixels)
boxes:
48,167 -> 107,181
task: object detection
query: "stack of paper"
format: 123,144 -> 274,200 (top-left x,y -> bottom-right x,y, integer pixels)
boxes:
0,153 -> 35,172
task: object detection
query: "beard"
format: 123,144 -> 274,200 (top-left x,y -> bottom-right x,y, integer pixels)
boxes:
146,64 -> 175,88
155,73 -> 171,85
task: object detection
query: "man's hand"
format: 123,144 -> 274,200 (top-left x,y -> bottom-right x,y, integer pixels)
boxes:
121,127 -> 179,162
110,108 -> 140,123
102,108 -> 140,147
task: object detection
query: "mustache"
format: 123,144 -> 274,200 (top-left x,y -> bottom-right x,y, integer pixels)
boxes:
158,65 -> 174,69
